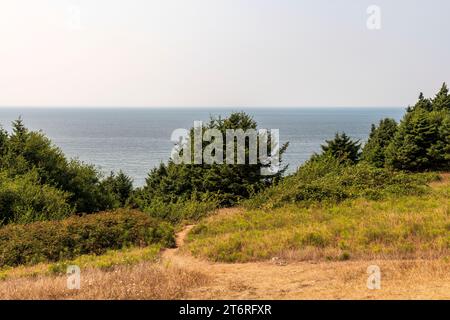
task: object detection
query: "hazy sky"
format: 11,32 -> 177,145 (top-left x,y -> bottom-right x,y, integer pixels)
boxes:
0,0 -> 449,107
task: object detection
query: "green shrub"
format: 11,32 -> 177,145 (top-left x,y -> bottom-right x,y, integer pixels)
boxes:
0,119 -> 126,215
143,195 -> 220,224
0,170 -> 73,225
244,157 -> 436,209
0,209 -> 174,267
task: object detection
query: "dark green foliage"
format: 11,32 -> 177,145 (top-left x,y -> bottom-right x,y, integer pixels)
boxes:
432,83 -> 450,111
102,170 -> 134,207
0,209 -> 175,267
438,116 -> 450,164
0,126 -> 7,159
385,86 -> 450,171
134,112 -> 289,208
386,110 -> 437,171
0,119 -> 129,218
407,92 -> 433,113
312,132 -> 361,164
362,118 -> 398,167
58,160 -> 117,213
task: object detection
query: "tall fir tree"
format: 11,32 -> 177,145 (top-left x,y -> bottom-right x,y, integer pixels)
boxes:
313,132 -> 361,164
135,112 -> 289,206
385,83 -> 450,171
362,118 -> 398,167
408,92 -> 433,112
432,82 -> 450,111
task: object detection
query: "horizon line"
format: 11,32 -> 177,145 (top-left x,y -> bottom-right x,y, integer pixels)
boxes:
0,105 -> 406,109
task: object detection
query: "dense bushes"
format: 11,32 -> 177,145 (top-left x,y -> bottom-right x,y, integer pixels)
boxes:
0,119 -> 134,224
245,157 -> 436,210
0,170 -> 73,224
0,209 -> 174,267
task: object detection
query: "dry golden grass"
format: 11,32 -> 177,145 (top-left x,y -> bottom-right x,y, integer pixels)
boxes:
178,259 -> 450,300
0,245 -> 162,281
0,262 -> 208,300
2,256 -> 449,299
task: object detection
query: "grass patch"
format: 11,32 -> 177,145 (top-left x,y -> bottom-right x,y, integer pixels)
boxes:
0,245 -> 161,281
0,259 -> 208,299
143,196 -> 219,224
187,181 -> 450,262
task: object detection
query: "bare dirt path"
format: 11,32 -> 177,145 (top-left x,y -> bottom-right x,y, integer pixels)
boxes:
161,209 -> 450,300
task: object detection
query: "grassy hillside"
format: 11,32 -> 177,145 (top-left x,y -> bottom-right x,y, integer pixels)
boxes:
186,174 -> 450,263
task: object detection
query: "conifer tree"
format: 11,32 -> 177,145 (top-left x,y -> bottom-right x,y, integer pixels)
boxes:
432,82 -> 450,111
103,170 -> 134,206
136,112 -> 289,206
313,132 -> 361,164
408,92 -> 433,112
362,118 -> 398,167
0,126 -> 7,158
385,83 -> 450,171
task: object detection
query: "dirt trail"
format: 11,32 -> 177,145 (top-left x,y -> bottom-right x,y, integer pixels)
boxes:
161,209 -> 450,300
162,224 -> 195,260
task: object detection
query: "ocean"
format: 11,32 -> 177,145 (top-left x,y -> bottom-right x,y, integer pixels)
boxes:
0,107 -> 405,186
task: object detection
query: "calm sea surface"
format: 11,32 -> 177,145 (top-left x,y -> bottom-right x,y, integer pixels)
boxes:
0,108 -> 405,186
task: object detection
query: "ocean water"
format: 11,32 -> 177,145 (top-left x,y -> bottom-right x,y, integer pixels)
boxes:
0,107 -> 405,186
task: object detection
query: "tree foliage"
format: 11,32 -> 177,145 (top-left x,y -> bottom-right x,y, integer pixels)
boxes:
134,112 -> 289,208
0,119 -> 134,224
0,169 -> 73,225
362,118 -> 398,167
385,83 -> 450,171
312,132 -> 361,164
102,170 -> 134,207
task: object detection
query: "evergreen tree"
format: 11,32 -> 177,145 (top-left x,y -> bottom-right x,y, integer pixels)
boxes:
103,170 -> 133,206
385,109 -> 447,171
0,126 -> 7,159
427,111 -> 450,168
135,112 -> 289,206
313,132 -> 361,164
362,118 -> 398,167
432,82 -> 450,111
385,83 -> 450,171
409,92 -> 433,112
440,116 -> 450,163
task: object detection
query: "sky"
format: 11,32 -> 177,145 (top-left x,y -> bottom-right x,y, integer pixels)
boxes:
0,0 -> 449,108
